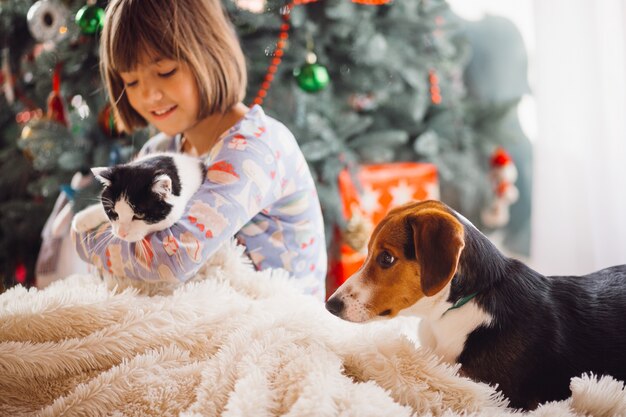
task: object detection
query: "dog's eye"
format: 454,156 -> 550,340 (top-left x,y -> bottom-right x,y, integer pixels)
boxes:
377,251 -> 396,268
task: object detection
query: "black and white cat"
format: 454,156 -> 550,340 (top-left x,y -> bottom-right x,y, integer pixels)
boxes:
72,152 -> 206,242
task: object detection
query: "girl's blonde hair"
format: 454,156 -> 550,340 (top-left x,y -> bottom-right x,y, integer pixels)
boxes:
101,0 -> 247,132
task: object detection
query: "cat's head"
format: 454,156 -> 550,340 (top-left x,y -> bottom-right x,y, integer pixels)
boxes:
92,164 -> 178,242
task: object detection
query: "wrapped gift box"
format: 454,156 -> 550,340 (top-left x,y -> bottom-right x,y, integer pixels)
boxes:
327,162 -> 439,297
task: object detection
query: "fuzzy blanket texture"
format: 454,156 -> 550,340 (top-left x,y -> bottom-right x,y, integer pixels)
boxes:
1,241 -> 625,417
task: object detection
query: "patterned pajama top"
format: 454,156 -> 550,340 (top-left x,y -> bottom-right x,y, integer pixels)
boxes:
73,105 -> 327,300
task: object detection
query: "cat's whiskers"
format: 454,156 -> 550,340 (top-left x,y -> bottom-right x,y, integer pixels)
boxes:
87,228 -> 116,258
89,232 -> 113,256
79,228 -> 100,247
82,197 -> 105,205
101,203 -> 115,213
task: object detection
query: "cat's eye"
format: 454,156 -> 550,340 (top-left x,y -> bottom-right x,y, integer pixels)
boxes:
132,213 -> 145,221
106,209 -> 118,221
376,251 -> 396,269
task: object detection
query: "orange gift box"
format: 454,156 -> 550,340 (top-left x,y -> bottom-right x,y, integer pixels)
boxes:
327,162 -> 439,297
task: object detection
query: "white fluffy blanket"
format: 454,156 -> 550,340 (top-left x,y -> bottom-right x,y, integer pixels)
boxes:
1,241 -> 625,417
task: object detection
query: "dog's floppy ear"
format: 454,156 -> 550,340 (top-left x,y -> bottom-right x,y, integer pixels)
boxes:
409,209 -> 465,296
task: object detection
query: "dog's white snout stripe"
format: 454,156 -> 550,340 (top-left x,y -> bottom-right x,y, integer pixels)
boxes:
335,286 -> 374,323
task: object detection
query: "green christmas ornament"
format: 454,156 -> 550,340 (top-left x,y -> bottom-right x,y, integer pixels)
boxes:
294,52 -> 330,93
75,3 -> 104,35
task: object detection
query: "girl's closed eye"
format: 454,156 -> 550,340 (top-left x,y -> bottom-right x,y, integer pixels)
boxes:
158,68 -> 177,78
120,72 -> 138,87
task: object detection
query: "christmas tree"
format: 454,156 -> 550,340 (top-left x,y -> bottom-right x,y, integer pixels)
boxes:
0,0 -> 149,290
229,0 -> 531,250
0,0 -> 530,291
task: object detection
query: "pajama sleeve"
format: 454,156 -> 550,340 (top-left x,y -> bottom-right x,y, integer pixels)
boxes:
73,132 -> 283,282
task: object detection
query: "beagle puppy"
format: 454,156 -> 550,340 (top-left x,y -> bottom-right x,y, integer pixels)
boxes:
326,200 -> 626,410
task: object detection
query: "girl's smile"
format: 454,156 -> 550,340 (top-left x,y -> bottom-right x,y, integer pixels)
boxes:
151,104 -> 177,119
119,53 -> 248,156
119,56 -> 200,137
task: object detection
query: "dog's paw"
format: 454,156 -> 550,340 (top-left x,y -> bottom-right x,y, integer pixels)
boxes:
72,204 -> 108,233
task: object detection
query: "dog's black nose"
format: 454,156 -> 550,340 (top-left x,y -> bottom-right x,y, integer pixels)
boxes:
325,297 -> 344,317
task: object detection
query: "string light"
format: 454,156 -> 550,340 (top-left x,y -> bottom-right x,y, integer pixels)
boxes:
252,0 -> 392,105
352,0 -> 391,4
429,69 -> 441,105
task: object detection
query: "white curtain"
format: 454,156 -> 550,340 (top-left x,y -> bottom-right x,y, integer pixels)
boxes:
530,0 -> 626,275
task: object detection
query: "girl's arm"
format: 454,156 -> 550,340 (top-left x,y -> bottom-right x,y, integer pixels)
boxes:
72,134 -> 282,282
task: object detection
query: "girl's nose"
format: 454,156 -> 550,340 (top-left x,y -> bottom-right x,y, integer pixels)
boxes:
141,83 -> 163,102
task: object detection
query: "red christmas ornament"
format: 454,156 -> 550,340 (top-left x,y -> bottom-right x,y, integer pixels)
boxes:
491,147 -> 513,167
481,147 -> 519,228
46,63 -> 67,126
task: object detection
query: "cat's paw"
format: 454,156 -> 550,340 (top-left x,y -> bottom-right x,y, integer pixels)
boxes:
72,204 -> 108,233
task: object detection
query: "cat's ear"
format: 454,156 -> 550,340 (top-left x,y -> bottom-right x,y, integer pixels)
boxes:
91,167 -> 112,187
152,174 -> 172,199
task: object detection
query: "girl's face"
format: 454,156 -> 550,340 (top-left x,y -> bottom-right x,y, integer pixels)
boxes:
119,56 -> 200,136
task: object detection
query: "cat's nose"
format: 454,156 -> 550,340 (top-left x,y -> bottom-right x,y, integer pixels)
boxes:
116,224 -> 131,238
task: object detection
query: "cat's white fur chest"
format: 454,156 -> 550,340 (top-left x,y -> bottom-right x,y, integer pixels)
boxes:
162,153 -> 205,195
160,152 -> 205,219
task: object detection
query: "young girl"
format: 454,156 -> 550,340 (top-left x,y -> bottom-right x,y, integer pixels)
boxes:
72,0 -> 327,299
